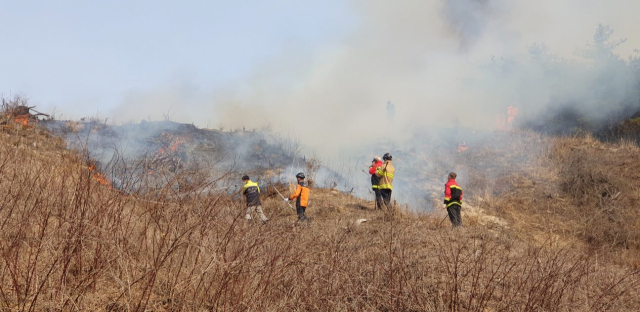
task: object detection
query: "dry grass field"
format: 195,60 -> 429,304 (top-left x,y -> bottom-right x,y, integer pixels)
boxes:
1,105 -> 640,310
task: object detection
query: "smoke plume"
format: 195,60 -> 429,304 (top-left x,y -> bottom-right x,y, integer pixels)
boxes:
97,1 -> 640,208
178,0 -> 639,153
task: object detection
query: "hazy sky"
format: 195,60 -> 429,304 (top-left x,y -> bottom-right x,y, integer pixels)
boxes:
0,1 -> 355,120
2,0 -> 639,136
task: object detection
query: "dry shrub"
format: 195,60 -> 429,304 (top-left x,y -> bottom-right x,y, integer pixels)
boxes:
305,155 -> 322,188
461,132 -> 640,263
534,135 -> 640,251
0,95 -> 29,116
436,228 -> 640,311
0,120 -> 639,310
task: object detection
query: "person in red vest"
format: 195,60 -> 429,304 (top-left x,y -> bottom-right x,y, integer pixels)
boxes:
369,156 -> 383,209
443,172 -> 463,227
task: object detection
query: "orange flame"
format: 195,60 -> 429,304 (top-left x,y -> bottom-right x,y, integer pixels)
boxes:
93,172 -> 110,186
495,106 -> 520,131
157,138 -> 185,155
507,106 -> 519,126
170,140 -> 184,152
88,165 -> 110,186
15,116 -> 29,126
457,142 -> 468,153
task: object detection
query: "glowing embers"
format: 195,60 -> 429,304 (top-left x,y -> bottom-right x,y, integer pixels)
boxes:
15,115 -> 30,126
158,138 -> 185,154
158,138 -> 185,155
88,164 -> 110,186
457,142 -> 468,153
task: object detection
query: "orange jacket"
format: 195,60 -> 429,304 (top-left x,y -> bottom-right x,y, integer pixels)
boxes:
289,183 -> 310,207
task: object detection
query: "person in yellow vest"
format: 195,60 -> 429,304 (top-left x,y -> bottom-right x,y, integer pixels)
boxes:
375,153 -> 395,211
285,172 -> 311,222
241,175 -> 268,223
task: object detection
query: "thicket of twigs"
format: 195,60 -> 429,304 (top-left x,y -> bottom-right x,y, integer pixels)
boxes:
463,131 -> 640,261
0,102 -> 639,310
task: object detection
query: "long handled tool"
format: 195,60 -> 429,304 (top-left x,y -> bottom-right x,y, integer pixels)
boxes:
273,186 -> 295,211
439,207 -> 467,226
439,214 -> 448,226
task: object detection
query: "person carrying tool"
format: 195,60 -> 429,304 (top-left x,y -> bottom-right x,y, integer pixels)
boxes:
241,175 -> 268,223
369,156 -> 383,209
443,172 -> 463,227
375,153 -> 395,212
285,172 -> 311,222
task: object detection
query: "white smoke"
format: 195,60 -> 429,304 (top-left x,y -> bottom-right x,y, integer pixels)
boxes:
36,1 -> 640,209
191,0 -> 640,155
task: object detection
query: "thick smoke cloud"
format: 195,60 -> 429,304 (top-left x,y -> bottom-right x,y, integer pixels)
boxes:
101,0 -> 640,208
441,0 -> 508,50
183,0 -> 638,209
190,0 -> 640,155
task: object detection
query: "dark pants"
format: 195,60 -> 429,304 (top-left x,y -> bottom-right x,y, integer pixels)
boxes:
296,205 -> 309,222
380,189 -> 392,210
373,188 -> 383,209
447,204 -> 462,227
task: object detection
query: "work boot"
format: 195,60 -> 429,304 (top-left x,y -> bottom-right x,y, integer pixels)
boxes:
297,214 -> 310,223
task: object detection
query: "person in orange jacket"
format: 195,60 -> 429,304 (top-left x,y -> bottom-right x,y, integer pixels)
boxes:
369,156 -> 383,209
443,172 -> 463,227
285,172 -> 311,222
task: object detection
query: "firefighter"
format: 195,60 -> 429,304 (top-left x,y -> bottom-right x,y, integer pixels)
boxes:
369,156 -> 383,209
386,101 -> 395,123
241,175 -> 268,223
285,172 -> 311,222
375,153 -> 395,212
443,172 -> 463,227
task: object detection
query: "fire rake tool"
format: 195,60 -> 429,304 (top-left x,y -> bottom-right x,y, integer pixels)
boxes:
439,214 -> 448,226
439,207 -> 467,226
273,186 -> 295,211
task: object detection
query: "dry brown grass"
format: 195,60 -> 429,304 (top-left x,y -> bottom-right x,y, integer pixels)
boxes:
462,131 -> 640,266
0,119 -> 639,311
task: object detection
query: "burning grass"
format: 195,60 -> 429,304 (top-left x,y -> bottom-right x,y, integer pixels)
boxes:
0,112 -> 639,310
1,95 -> 49,128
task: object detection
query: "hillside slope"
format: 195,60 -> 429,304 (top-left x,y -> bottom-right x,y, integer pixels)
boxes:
457,132 -> 640,264
0,119 -> 639,311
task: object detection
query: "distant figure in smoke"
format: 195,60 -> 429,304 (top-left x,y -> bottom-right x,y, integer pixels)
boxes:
386,101 -> 395,123
369,156 -> 384,209
443,172 -> 463,227
507,105 -> 519,129
375,153 -> 395,214
285,172 -> 311,222
242,175 -> 268,223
